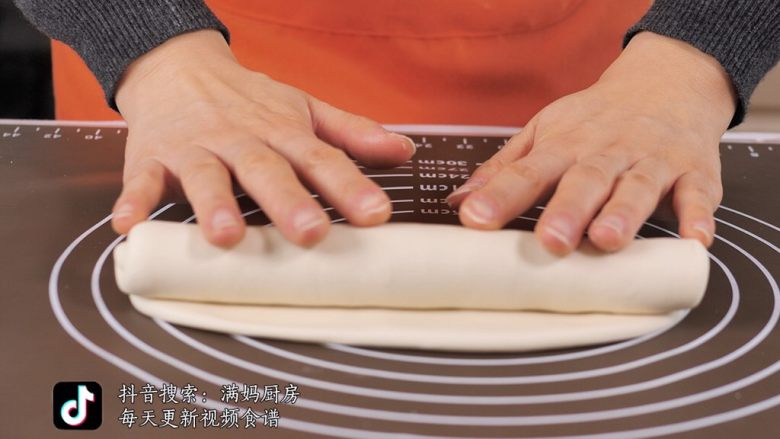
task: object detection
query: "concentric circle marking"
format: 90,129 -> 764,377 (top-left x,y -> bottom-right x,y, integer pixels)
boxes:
50,201 -> 779,438
99,211 -> 773,414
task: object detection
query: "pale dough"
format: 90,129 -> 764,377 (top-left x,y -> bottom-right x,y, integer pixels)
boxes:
130,296 -> 688,352
114,220 -> 709,352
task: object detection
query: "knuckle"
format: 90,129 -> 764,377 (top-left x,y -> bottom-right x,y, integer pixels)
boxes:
187,189 -> 228,206
712,184 -> 724,204
701,177 -> 724,203
507,132 -> 522,142
179,157 -> 221,183
237,150 -> 288,178
350,114 -> 378,129
605,201 -> 642,221
474,158 -> 504,177
120,183 -> 157,206
681,198 -> 714,217
262,123 -> 311,146
501,133 -> 531,154
689,181 -> 722,206
505,161 -> 544,189
572,161 -> 613,188
623,170 -> 660,192
506,133 -> 525,146
301,146 -> 348,172
125,161 -> 162,186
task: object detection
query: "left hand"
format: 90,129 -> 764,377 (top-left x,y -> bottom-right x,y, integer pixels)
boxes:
447,32 -> 737,255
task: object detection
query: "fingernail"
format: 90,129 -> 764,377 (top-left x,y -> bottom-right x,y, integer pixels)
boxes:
293,208 -> 326,233
448,183 -> 477,199
461,197 -> 495,224
390,133 -> 416,155
593,215 -> 624,237
544,217 -> 574,248
212,208 -> 240,231
113,204 -> 134,220
446,179 -> 487,206
446,190 -> 470,207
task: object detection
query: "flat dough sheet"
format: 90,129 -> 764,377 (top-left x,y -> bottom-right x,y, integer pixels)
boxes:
115,221 -> 709,352
130,296 -> 687,352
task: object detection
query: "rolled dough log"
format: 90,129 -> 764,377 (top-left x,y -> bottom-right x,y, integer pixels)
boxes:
115,221 -> 709,314
114,220 -> 709,351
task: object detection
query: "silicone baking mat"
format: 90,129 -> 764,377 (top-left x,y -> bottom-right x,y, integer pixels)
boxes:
2,120 -> 779,438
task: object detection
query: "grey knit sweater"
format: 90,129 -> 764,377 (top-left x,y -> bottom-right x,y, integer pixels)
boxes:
13,0 -> 780,126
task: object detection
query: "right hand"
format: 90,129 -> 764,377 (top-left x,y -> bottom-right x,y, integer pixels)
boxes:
111,30 -> 415,247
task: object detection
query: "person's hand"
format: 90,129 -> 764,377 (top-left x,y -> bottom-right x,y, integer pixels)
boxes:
111,30 -> 415,247
448,32 -> 737,255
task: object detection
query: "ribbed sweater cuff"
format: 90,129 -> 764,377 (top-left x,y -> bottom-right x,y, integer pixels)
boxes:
63,1 -> 229,110
624,0 -> 780,128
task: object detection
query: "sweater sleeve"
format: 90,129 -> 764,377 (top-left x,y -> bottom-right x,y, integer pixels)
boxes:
13,0 -> 229,110
624,0 -> 780,128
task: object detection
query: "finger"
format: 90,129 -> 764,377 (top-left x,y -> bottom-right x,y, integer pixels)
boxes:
112,159 -> 167,235
308,97 -> 415,168
229,141 -> 331,247
447,119 -> 537,206
535,151 -> 634,255
458,149 -> 572,229
588,158 -> 675,252
274,134 -> 392,226
672,171 -> 721,247
174,147 -> 245,247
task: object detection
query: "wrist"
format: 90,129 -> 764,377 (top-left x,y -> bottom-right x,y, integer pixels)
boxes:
116,29 -> 237,118
600,32 -> 737,132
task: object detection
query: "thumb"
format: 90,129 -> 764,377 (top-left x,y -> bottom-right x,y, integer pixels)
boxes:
307,97 -> 415,168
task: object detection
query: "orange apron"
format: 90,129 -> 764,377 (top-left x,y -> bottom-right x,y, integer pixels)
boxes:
51,0 -> 650,125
